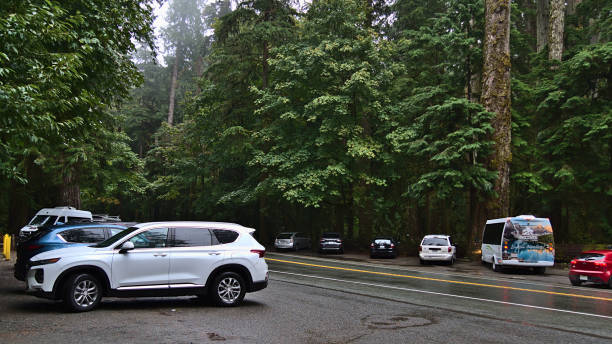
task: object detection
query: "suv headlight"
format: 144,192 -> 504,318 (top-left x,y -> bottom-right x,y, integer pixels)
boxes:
30,258 -> 61,266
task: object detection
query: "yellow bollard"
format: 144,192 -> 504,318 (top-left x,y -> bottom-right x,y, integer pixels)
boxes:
3,234 -> 10,261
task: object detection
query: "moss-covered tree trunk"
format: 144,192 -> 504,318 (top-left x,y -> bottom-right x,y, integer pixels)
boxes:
481,0 -> 512,218
548,0 -> 565,61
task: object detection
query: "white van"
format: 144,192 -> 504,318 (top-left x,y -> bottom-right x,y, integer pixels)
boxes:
481,215 -> 555,273
19,206 -> 93,239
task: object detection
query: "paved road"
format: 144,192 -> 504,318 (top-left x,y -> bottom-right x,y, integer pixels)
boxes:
266,252 -> 612,339
0,253 -> 610,343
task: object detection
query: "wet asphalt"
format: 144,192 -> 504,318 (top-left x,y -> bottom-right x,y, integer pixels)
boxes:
0,251 -> 610,343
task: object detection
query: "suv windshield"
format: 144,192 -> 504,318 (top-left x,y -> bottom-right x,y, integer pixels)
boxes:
94,226 -> 139,247
422,238 -> 448,246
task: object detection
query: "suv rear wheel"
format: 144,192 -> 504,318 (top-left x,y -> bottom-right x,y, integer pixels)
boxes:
210,272 -> 246,307
63,273 -> 102,312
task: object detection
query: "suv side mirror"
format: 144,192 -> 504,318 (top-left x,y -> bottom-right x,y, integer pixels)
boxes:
119,241 -> 134,253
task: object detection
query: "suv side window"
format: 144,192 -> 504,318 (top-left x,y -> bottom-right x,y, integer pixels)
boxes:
211,229 -> 239,244
59,228 -> 106,243
129,227 -> 169,248
172,227 -> 213,247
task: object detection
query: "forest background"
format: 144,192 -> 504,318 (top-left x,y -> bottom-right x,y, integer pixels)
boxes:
1,0 -> 610,255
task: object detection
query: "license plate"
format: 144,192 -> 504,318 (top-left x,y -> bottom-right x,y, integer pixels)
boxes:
579,275 -> 588,281
379,245 -> 385,249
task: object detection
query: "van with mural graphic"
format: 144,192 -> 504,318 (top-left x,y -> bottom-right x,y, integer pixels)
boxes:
481,215 -> 554,274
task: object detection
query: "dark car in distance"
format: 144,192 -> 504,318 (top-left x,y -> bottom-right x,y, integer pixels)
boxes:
14,222 -> 130,281
370,237 -> 398,258
319,232 -> 343,254
569,250 -> 612,288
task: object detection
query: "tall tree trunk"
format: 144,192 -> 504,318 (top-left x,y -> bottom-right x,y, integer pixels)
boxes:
195,55 -> 203,95
482,0 -> 512,218
566,0 -> 582,15
548,0 -> 565,61
59,169 -> 81,209
167,49 -> 181,126
8,179 -> 30,234
537,0 -> 549,53
523,0 -> 537,51
258,8 -> 271,245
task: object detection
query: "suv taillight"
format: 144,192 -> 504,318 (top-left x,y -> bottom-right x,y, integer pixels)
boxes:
250,249 -> 265,258
370,243 -> 374,248
448,247 -> 452,253
418,246 -> 422,252
390,244 -> 395,248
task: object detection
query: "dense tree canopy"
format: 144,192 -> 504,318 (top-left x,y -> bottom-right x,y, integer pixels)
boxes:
1,0 -> 610,252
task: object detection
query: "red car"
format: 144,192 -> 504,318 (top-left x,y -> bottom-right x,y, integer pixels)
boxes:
569,250 -> 612,287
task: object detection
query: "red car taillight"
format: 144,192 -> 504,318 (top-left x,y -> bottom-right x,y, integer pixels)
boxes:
570,259 -> 577,268
448,247 -> 452,252
250,249 -> 265,258
595,261 -> 607,268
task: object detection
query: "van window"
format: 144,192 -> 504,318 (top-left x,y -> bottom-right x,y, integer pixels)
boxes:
422,238 -> 448,246
67,216 -> 88,223
29,215 -> 50,226
482,223 -> 504,244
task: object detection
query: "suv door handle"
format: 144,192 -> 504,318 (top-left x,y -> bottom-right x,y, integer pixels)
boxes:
153,253 -> 167,257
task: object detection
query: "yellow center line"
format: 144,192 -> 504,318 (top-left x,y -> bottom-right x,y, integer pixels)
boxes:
265,257 -> 612,302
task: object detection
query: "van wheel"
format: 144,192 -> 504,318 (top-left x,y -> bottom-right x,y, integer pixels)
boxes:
492,261 -> 501,272
210,272 -> 246,307
63,273 -> 102,312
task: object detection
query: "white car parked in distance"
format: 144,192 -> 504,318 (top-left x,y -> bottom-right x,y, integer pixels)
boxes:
25,221 -> 268,312
419,235 -> 456,265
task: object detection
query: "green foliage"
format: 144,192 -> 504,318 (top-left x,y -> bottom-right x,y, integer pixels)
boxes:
3,0 -> 609,246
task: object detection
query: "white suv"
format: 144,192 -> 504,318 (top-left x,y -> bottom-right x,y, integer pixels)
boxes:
418,235 -> 456,265
25,222 -> 268,312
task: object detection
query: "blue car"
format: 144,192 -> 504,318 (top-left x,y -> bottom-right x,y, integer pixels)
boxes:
14,223 -> 130,281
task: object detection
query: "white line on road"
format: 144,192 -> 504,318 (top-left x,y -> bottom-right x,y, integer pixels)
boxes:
270,270 -> 612,320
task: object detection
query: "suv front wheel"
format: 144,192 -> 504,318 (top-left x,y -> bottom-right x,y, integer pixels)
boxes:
210,272 -> 246,307
63,273 -> 102,312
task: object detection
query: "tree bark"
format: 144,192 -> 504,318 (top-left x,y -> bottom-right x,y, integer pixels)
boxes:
8,179 -> 30,234
548,0 -> 565,61
481,0 -> 512,218
167,49 -> 181,126
566,0 -> 582,15
59,169 -> 81,209
537,0 -> 549,53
